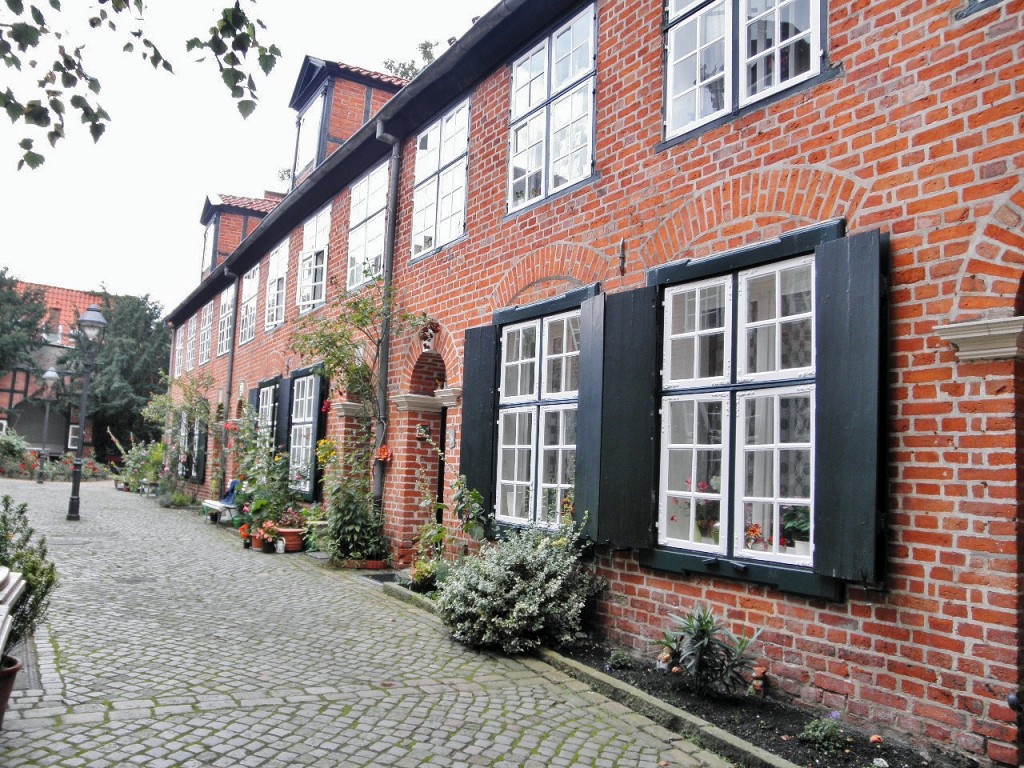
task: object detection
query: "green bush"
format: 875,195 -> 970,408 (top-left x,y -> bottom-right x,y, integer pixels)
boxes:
0,495 -> 58,655
798,715 -> 849,753
323,482 -> 388,562
654,604 -> 759,695
434,518 -> 603,655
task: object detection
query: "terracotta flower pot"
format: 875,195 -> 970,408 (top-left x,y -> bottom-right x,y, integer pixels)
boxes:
276,528 -> 304,553
0,655 -> 24,729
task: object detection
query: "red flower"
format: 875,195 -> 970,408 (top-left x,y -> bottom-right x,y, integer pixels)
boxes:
321,400 -> 332,413
375,445 -> 393,462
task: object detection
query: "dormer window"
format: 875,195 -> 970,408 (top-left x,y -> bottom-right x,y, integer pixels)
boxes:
203,219 -> 217,272
295,89 -> 326,177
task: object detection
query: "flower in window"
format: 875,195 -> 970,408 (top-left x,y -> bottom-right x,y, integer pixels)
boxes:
745,523 -> 764,547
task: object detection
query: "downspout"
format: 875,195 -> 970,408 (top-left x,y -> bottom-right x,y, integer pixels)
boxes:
222,266 -> 238,496
372,119 -> 403,511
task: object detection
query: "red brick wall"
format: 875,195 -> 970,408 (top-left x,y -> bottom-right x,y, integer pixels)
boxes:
169,0 -> 1024,763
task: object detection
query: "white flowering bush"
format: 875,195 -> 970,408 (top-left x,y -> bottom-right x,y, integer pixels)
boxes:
434,518 -> 603,654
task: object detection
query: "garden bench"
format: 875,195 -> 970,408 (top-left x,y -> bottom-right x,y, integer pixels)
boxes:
0,566 -> 26,654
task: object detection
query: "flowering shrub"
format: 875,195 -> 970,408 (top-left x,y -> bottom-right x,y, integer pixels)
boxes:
0,495 -> 58,655
434,517 -> 603,655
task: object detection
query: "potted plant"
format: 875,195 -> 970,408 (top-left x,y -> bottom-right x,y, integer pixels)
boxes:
0,495 -> 58,728
782,505 -> 811,556
259,520 -> 279,553
239,523 -> 252,549
275,507 -> 305,553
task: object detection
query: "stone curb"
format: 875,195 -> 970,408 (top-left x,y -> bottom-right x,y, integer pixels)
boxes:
376,579 -> 799,768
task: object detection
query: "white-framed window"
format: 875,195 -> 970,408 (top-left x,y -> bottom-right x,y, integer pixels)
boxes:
0,419 -> 7,434
257,382 -> 278,445
217,284 -> 236,356
265,239 -> 289,329
185,317 -> 196,372
202,220 -> 217,272
412,99 -> 470,257
659,255 -> 815,566
198,302 -> 213,365
67,423 -> 80,451
238,264 -> 260,345
665,0 -> 821,138
289,374 -> 317,495
508,4 -> 596,211
348,161 -> 389,290
298,204 -> 331,311
295,89 -> 325,175
173,326 -> 184,378
496,311 -> 580,525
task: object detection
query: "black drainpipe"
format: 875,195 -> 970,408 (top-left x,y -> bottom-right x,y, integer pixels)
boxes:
372,119 -> 403,511
221,266 -> 238,495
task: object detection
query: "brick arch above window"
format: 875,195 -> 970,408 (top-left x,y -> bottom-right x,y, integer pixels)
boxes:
947,184 -> 1024,324
638,166 -> 868,270
398,323 -> 456,391
488,242 -> 615,310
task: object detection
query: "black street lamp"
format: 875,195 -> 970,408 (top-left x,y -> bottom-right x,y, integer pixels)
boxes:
36,366 -> 60,484
67,305 -> 107,521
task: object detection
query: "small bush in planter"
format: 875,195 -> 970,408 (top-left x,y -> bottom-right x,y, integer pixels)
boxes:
654,604 -> 759,695
434,517 -> 603,655
0,495 -> 58,655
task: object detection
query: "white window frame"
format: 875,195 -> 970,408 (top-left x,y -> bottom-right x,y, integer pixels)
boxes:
658,255 -> 815,567
198,302 -> 213,365
0,419 -> 7,434
185,317 -> 196,372
295,89 -> 325,174
348,161 -> 389,289
202,220 -> 216,272
217,284 -> 236,357
412,99 -> 470,257
496,310 -> 580,526
508,4 -> 596,211
257,382 -> 278,446
67,423 -> 80,451
238,264 -> 260,345
265,239 -> 289,329
663,276 -> 732,388
289,374 -> 317,495
665,0 -> 821,139
298,205 -> 331,312
173,326 -> 184,378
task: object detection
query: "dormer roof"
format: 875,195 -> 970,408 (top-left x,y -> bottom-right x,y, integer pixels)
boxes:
200,193 -> 283,226
288,57 -> 407,111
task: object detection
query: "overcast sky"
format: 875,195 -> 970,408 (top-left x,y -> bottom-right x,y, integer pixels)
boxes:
0,0 -> 497,316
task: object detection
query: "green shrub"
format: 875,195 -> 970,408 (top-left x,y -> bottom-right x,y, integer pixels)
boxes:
654,604 -> 759,695
799,715 -> 849,753
324,482 -> 388,562
434,518 -> 603,655
0,495 -> 58,654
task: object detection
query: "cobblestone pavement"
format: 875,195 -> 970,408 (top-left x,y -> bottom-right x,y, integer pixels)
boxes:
0,479 -> 726,768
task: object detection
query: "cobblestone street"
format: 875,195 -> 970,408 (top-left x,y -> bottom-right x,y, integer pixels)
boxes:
0,479 -> 723,767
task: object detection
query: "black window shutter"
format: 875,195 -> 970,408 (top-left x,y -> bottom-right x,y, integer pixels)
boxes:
247,388 -> 259,411
814,229 -> 886,584
460,325 -> 500,517
275,378 -> 293,453
592,287 -> 659,548
303,375 -> 324,502
575,294 -> 604,540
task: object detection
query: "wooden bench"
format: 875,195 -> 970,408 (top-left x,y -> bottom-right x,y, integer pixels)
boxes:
0,566 -> 26,654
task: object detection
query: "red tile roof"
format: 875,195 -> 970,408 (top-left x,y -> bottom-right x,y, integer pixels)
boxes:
215,194 -> 281,215
17,282 -> 103,348
333,61 -> 409,89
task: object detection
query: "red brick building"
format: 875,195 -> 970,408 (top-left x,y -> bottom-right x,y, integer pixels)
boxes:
165,1 -> 1024,763
0,282 -> 102,455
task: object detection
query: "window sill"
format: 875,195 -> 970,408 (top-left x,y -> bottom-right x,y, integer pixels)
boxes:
503,172 -> 600,222
656,65 -> 843,155
409,233 -> 468,265
637,546 -> 843,601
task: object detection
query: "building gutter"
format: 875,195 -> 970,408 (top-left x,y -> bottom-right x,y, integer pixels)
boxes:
221,266 -> 239,493
371,121 -> 403,510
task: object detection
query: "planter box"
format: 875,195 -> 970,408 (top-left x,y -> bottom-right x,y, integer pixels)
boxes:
277,528 -> 305,553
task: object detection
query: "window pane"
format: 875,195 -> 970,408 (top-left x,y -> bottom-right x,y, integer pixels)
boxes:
780,318 -> 812,369
745,396 -> 774,444
744,450 -> 774,496
698,333 -> 725,378
696,400 -> 722,443
780,448 -> 811,498
780,394 -> 811,443
780,264 -> 812,315
669,400 -> 694,444
668,447 -> 693,492
672,289 -> 697,334
747,326 -> 777,373
671,337 -> 696,380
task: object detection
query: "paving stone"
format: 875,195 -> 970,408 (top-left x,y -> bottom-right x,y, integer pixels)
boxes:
0,479 -> 725,768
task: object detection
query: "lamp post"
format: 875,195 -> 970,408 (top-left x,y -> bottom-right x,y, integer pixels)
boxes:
36,367 -> 60,483
67,305 -> 107,521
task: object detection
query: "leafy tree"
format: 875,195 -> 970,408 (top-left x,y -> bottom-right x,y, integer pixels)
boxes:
60,292 -> 170,461
1,0 -> 281,169
0,267 -> 45,372
383,40 -> 437,80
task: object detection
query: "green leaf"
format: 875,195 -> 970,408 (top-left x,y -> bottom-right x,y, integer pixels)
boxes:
88,16 -> 101,28
21,149 -> 44,169
162,60 -> 172,73
89,121 -> 104,142
46,125 -> 62,146
10,23 -> 42,50
185,37 -> 201,52
18,138 -> 33,150
223,51 -> 239,67
220,68 -> 243,88
30,4 -> 45,25
237,99 -> 256,119
22,100 -> 50,126
48,0 -> 59,9
48,97 -> 63,114
122,42 -> 133,53
60,70 -> 76,87
7,0 -> 25,13
232,32 -> 251,53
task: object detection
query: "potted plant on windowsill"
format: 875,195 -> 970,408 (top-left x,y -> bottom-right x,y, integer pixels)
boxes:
782,505 -> 811,556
